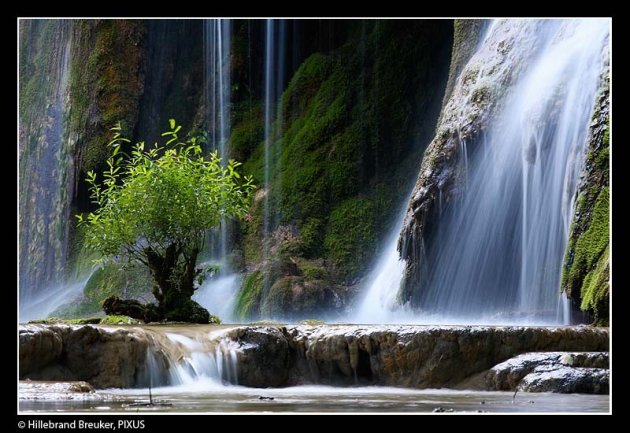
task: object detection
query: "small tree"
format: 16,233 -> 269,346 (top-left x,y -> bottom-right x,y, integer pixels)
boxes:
77,120 -> 255,323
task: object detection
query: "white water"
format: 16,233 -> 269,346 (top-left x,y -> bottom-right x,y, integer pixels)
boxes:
193,273 -> 241,322
19,272 -> 93,322
140,330 -> 241,387
354,212 -> 411,323
357,19 -> 609,324
198,20 -> 242,320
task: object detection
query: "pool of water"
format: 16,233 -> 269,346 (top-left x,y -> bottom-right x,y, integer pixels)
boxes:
20,382 -> 609,413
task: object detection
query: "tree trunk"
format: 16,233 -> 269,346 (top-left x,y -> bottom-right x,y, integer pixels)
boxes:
181,247 -> 200,298
129,243 -> 210,324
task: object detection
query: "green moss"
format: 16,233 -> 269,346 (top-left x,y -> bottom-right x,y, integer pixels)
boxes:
298,319 -> 326,325
580,247 -> 609,323
232,21 -> 451,316
571,189 -> 609,281
28,315 -> 142,325
98,315 -> 143,325
562,97 -> 609,324
230,102 -> 265,164
299,218 -> 325,257
297,258 -> 329,281
234,271 -> 265,319
69,20 -> 146,173
260,276 -> 337,319
324,197 -> 377,280
569,187 -> 609,319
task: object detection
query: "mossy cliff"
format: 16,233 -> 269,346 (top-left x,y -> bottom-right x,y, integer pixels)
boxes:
21,20 -> 452,321
235,21 -> 453,320
562,65 -> 610,325
19,20 -> 75,300
20,20 -> 206,317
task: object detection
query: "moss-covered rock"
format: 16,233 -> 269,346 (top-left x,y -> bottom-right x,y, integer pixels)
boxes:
324,197 -> 377,281
69,20 -> 147,174
28,315 -> 142,325
261,276 -> 341,320
562,80 -> 610,324
234,271 -> 265,320
164,298 -> 212,324
234,21 -> 453,319
52,262 -> 153,319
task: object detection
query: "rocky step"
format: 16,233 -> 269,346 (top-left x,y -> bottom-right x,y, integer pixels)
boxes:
19,324 -> 608,390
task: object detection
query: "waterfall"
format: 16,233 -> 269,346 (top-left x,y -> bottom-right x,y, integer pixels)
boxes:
139,330 -> 241,387
262,20 -> 274,251
18,20 -> 75,317
262,19 -> 288,283
194,19 -> 239,321
354,198 -> 414,323
359,19 -> 609,324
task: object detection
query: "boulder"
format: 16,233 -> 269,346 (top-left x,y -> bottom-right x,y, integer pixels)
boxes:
226,327 -> 289,387
485,352 -> 609,394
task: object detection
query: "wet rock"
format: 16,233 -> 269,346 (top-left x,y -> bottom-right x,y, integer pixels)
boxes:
227,327 -> 289,388
19,380 -> 98,400
19,324 -> 150,388
519,366 -> 608,394
261,277 -> 342,320
19,325 -> 64,375
20,324 -> 608,390
283,325 -> 608,388
397,21 -> 593,303
432,407 -> 454,412
485,352 -> 609,394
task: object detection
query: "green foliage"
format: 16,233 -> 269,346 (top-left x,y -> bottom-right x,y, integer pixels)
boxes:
78,120 -> 254,262
77,120 -> 255,309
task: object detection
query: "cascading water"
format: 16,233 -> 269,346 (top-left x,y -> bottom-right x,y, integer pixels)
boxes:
358,19 -> 609,324
139,329 -> 241,388
354,200 -> 414,324
18,20 -> 76,319
262,19 -> 288,288
194,19 -> 240,321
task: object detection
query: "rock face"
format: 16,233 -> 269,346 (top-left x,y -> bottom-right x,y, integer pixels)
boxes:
561,56 -> 610,324
282,325 -> 609,388
20,324 -> 608,391
226,327 -> 289,387
19,324 -> 150,388
486,352 -> 609,394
